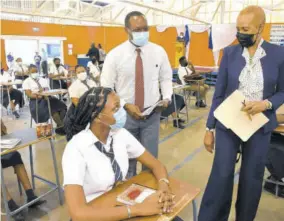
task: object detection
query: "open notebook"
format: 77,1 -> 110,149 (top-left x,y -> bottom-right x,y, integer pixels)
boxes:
1,138 -> 21,149
214,90 -> 269,142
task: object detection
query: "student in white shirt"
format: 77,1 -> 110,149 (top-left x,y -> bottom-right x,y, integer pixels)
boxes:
178,56 -> 209,108
87,55 -> 100,85
0,68 -> 24,118
101,11 -> 173,178
48,57 -> 68,89
13,57 -> 29,88
98,43 -> 106,65
63,87 -> 182,221
68,65 -> 97,107
23,64 -> 67,135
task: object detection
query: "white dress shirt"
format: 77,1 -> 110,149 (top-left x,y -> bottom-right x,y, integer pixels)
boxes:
68,79 -> 97,99
12,63 -> 28,76
178,66 -> 193,85
48,64 -> 68,76
99,49 -> 106,62
22,77 -> 50,92
62,128 -> 145,202
87,61 -> 100,78
239,39 -> 265,101
0,72 -> 13,83
101,41 -> 173,108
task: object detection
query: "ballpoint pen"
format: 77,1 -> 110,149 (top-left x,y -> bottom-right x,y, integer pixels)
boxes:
242,100 -> 252,121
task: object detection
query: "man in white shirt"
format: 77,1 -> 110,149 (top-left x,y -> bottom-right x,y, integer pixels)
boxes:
48,57 -> 68,89
178,56 -> 209,108
101,11 -> 173,178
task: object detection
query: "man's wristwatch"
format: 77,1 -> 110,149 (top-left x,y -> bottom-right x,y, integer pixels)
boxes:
159,178 -> 170,185
206,128 -> 215,132
266,100 -> 273,110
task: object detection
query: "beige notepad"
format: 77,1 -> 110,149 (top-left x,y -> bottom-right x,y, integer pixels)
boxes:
214,90 -> 269,142
277,104 -> 284,115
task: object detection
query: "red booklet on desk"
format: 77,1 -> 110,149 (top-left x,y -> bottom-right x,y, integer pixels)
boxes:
116,184 -> 156,206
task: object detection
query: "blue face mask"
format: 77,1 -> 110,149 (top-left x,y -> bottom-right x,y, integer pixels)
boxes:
131,31 -> 149,47
110,107 -> 127,130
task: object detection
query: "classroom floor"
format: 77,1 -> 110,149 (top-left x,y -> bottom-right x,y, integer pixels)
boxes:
1,89 -> 284,221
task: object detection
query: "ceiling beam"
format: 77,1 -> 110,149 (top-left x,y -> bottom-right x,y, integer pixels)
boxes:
120,0 -> 210,25
0,8 -> 123,26
211,1 -> 222,22
36,0 -> 49,12
179,1 -> 201,14
111,7 -> 125,21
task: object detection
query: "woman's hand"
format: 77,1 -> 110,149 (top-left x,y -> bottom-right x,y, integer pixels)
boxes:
241,100 -> 269,115
132,192 -> 163,216
204,131 -> 215,153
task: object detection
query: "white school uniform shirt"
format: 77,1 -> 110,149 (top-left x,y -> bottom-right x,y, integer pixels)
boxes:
101,41 -> 173,108
178,65 -> 193,85
87,61 -> 100,78
99,48 -> 106,62
48,64 -> 68,76
62,128 -> 145,202
68,79 -> 97,99
12,63 -> 28,75
22,77 -> 50,92
0,71 -> 13,83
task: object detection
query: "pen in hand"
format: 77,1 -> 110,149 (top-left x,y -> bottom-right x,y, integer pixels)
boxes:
242,100 -> 252,121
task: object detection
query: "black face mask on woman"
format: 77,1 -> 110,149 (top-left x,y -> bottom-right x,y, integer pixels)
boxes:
236,28 -> 260,48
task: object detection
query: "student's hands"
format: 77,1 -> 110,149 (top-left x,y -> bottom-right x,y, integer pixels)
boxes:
204,131 -> 215,153
241,100 -> 269,115
124,103 -> 143,120
155,99 -> 170,112
158,182 -> 175,214
133,192 -> 163,216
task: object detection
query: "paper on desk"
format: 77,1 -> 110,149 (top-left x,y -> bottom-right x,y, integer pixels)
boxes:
0,138 -> 21,149
214,90 -> 269,142
142,100 -> 164,116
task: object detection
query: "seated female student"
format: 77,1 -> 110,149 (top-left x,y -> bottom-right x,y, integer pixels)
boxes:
87,55 -> 101,85
48,58 -> 68,89
0,67 -> 24,118
161,94 -> 186,129
63,87 -> 183,221
68,65 -> 97,107
23,64 -> 67,135
1,120 -> 46,221
12,58 -> 29,88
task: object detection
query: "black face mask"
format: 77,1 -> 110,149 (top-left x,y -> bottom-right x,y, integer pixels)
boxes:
236,32 -> 258,48
55,64 -> 60,68
91,58 -> 97,63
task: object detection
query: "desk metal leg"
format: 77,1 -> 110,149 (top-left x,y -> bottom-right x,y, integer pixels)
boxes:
192,199 -> 198,221
49,138 -> 63,205
7,88 -> 12,115
1,166 -> 12,221
29,145 -> 36,190
46,97 -> 55,134
183,89 -> 189,123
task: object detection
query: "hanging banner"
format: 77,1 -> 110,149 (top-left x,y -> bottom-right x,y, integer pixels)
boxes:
174,42 -> 185,68
270,24 -> 284,46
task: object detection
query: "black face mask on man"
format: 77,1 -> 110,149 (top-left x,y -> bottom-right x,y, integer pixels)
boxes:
91,58 -> 97,63
181,61 -> 188,67
236,28 -> 260,48
55,64 -> 60,68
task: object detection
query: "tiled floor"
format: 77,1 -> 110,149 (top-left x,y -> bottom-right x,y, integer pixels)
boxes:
1,89 -> 283,221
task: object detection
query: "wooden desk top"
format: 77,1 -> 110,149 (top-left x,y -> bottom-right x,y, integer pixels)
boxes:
277,105 -> 284,115
35,89 -> 68,96
0,81 -> 22,86
274,125 -> 284,134
1,128 -> 55,156
92,172 -> 200,221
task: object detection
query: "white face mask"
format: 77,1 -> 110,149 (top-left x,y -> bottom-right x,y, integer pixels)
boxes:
31,72 -> 39,80
77,72 -> 87,81
17,62 -> 22,66
131,31 -> 149,47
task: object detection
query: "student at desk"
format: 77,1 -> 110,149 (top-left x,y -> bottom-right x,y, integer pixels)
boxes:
68,65 -> 97,107
13,58 -> 29,88
1,120 -> 46,220
63,87 -> 182,221
23,64 -> 67,135
0,68 -> 24,118
178,56 -> 209,108
87,55 -> 101,85
48,58 -> 68,89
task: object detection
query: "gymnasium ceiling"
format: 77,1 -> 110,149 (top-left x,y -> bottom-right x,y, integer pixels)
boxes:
1,0 -> 284,26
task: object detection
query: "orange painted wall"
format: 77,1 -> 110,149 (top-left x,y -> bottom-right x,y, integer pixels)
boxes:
0,20 -> 280,69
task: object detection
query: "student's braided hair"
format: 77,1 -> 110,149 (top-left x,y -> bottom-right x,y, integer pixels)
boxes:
64,87 -> 113,141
